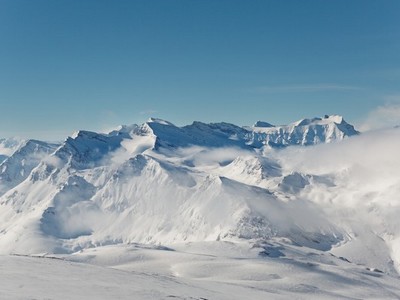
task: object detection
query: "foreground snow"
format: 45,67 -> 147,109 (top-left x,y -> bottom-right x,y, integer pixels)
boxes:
2,241 -> 400,300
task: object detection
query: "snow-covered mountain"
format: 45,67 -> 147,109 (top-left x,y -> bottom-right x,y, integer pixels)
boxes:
1,115 -> 400,299
249,114 -> 359,147
0,139 -> 59,195
0,137 -> 24,163
0,115 -> 370,252
122,115 -> 359,150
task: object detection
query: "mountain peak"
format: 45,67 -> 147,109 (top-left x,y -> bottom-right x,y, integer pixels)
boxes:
324,114 -> 343,123
253,121 -> 275,128
289,115 -> 348,127
108,124 -> 139,136
70,130 -> 99,140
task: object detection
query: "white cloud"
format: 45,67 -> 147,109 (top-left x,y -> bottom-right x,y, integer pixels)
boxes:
272,128 -> 400,177
359,97 -> 400,131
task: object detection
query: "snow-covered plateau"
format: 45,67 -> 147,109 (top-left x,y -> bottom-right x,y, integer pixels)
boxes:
1,115 -> 400,299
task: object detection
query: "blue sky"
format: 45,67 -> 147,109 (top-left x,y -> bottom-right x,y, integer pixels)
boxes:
0,0 -> 399,139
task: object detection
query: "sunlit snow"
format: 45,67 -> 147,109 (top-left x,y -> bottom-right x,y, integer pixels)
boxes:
1,116 -> 399,299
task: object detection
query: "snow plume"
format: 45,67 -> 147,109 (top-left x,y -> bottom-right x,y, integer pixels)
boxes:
272,127 -> 400,182
43,155 -> 64,169
270,127 -> 400,272
360,99 -> 400,131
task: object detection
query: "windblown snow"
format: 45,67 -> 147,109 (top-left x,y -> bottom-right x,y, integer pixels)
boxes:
1,115 -> 400,299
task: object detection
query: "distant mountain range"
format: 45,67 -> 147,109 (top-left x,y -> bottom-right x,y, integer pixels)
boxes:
0,114 -> 358,195
6,115 -> 400,278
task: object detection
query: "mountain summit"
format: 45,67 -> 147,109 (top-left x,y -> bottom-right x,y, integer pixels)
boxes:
2,115 -> 400,288
114,114 -> 359,150
0,115 -> 361,254
249,114 -> 359,147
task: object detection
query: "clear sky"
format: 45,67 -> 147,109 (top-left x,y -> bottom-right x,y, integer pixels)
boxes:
0,0 -> 399,140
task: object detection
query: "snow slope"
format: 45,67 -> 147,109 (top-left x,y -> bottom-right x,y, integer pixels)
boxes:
0,139 -> 59,195
0,115 -> 399,299
2,240 -> 400,300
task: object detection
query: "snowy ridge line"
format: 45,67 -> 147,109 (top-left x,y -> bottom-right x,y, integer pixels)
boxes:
2,115 -> 400,282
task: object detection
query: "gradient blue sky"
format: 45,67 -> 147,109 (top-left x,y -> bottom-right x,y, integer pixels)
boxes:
1,0 -> 399,139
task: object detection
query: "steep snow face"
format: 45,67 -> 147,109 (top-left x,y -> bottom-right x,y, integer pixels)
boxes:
86,156 -> 340,248
135,119 -> 249,150
54,130 -> 129,169
0,150 -> 342,255
139,115 -> 358,150
0,140 -> 59,195
40,175 -> 98,239
122,115 -> 356,151
249,115 -> 359,147
182,121 -> 250,148
219,156 -> 282,188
